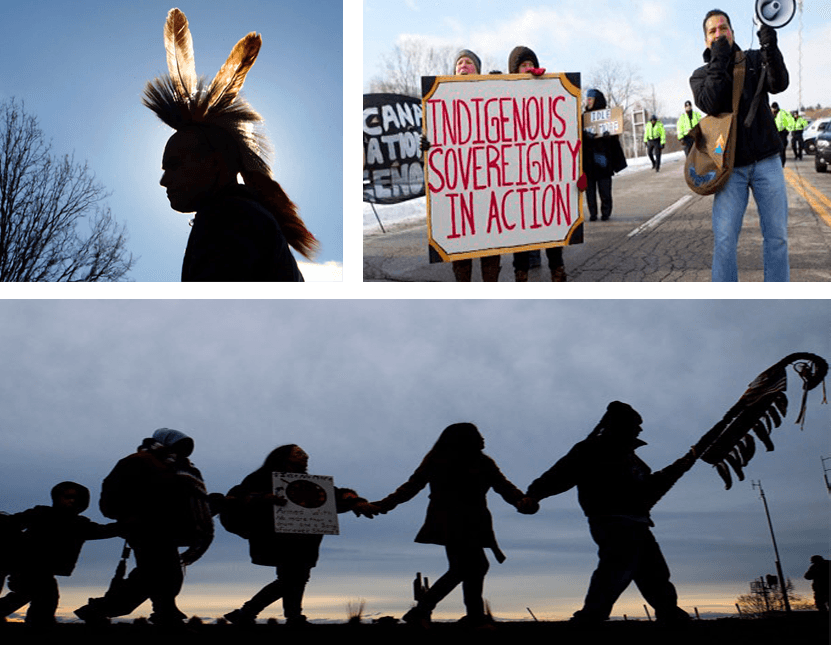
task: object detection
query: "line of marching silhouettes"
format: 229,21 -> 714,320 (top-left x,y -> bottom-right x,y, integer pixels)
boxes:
1,405 -> 828,629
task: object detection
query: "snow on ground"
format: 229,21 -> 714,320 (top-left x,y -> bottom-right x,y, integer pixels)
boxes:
363,151 -> 686,234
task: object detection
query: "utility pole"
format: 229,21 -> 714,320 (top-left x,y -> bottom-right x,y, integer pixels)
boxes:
798,0 -> 803,112
822,456 -> 831,494
751,480 -> 791,613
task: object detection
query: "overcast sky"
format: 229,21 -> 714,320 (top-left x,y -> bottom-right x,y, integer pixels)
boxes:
363,0 -> 830,116
0,299 -> 828,622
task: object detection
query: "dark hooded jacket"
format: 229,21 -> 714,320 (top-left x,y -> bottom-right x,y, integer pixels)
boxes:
690,39 -> 788,168
182,183 -> 304,282
99,430 -> 213,552
583,90 -> 627,179
508,46 -> 539,74
8,484 -> 118,577
527,434 -> 692,523
225,471 -> 366,568
804,557 -> 830,596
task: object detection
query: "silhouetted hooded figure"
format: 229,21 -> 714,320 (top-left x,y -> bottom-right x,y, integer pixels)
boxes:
526,402 -> 696,623
75,428 -> 213,627
0,482 -> 118,625
371,423 -> 536,627
805,555 -> 830,612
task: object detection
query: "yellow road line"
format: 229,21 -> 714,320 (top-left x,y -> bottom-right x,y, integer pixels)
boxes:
786,168 -> 831,210
784,168 -> 831,227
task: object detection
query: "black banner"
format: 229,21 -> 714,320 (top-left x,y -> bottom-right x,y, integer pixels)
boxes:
363,93 -> 425,204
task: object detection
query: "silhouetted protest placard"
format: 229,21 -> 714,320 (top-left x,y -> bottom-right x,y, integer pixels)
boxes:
422,74 -> 583,262
272,472 -> 339,535
364,93 -> 425,204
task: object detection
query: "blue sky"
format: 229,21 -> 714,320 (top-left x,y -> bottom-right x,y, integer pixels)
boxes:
0,299 -> 828,622
0,1 -> 343,282
363,0 -> 830,115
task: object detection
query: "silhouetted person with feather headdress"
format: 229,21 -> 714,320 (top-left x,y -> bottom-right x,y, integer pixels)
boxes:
145,8 -> 317,281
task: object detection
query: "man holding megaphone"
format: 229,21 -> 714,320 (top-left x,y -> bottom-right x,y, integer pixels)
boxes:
689,9 -> 790,282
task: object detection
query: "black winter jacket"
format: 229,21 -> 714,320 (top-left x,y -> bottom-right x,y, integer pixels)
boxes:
690,40 -> 788,168
374,453 -> 524,549
182,183 -> 304,282
226,472 -> 365,569
100,450 -> 209,547
582,90 -> 627,180
9,506 -> 118,576
527,436 -> 692,522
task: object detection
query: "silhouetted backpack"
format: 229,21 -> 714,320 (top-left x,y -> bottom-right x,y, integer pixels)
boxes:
218,486 -> 252,539
685,52 -> 746,195
0,511 -> 23,575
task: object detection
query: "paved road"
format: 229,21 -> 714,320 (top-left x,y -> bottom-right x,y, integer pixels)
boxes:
363,155 -> 831,282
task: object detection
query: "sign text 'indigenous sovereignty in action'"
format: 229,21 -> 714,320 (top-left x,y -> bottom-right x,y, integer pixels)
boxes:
423,74 -> 583,261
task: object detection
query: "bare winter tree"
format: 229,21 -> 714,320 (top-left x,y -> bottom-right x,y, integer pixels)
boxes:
587,59 -> 648,157
0,99 -> 135,281
735,578 -> 812,617
369,37 -> 500,97
369,37 -> 458,97
588,58 -> 645,117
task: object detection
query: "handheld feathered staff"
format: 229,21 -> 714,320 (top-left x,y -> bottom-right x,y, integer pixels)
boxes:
693,352 -> 828,489
143,8 -> 318,259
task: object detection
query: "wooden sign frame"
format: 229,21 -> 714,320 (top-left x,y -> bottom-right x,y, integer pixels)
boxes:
422,73 -> 583,263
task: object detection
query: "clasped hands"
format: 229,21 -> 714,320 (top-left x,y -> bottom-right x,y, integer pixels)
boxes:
516,496 -> 539,515
349,497 -> 540,518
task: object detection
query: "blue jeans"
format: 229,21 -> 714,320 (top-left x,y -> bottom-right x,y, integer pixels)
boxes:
712,153 -> 789,281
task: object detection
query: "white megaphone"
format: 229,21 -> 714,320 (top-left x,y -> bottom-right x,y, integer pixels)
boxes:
755,0 -> 796,28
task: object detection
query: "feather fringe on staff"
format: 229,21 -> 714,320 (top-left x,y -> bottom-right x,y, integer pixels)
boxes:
693,352 -> 828,490
143,8 -> 318,259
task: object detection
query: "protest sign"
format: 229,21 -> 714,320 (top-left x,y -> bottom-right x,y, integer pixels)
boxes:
582,106 -> 624,136
272,472 -> 339,535
364,93 -> 425,204
422,74 -> 583,262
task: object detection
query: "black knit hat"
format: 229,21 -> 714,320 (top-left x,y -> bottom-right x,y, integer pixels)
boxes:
454,49 -> 481,74
602,401 -> 643,427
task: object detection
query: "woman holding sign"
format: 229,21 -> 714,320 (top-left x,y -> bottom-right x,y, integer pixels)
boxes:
583,89 -> 627,221
507,46 -> 568,282
447,50 -> 502,282
221,445 -> 375,626
368,423 -> 537,628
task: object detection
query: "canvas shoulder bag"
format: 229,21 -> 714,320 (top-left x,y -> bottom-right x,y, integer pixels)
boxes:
685,52 -> 746,195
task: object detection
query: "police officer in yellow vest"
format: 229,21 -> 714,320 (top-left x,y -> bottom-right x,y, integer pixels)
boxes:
644,115 -> 666,172
771,102 -> 793,166
790,110 -> 808,160
677,100 -> 702,155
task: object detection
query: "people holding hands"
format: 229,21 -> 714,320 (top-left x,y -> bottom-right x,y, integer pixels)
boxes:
366,423 -> 537,627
